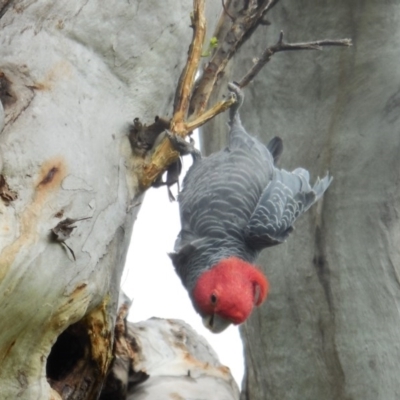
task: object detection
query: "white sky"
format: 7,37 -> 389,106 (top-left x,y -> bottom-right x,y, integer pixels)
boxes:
121,144 -> 244,386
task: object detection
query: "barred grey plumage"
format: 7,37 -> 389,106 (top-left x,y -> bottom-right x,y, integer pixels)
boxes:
170,83 -> 332,309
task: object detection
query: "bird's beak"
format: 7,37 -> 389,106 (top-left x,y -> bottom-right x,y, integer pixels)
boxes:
202,314 -> 231,333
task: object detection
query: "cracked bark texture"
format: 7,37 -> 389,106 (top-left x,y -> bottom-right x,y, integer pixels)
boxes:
0,1 -> 223,399
203,2 -> 400,400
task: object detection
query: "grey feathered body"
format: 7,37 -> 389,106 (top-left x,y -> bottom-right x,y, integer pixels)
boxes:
171,114 -> 332,293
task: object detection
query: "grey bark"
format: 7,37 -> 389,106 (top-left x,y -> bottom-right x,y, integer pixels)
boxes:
203,2 -> 400,400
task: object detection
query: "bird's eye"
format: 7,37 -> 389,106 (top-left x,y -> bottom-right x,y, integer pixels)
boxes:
210,294 -> 217,304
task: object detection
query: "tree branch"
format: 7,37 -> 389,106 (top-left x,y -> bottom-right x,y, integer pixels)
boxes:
139,0 -> 236,190
186,95 -> 236,132
238,31 -> 352,87
171,0 -> 206,135
221,0 -> 234,21
136,0 -> 352,191
188,0 -> 279,117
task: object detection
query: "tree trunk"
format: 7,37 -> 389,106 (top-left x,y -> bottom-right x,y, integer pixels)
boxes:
202,2 -> 400,399
0,1 -> 225,398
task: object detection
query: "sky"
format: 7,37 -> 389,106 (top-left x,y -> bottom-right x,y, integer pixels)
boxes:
121,148 -> 244,387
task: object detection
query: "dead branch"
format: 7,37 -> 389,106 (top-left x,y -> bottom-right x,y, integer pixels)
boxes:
238,31 -> 352,87
139,0 -> 235,190
221,0 -> 234,21
171,0 -> 206,135
137,0 -> 352,191
188,0 -> 280,118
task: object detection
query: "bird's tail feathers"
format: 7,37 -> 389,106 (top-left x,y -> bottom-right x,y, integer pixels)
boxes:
276,168 -> 332,210
276,168 -> 310,193
244,169 -> 332,250
267,137 -> 283,164
312,174 -> 333,201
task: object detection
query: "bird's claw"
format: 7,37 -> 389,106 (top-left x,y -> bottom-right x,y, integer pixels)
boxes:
228,82 -> 244,123
228,82 -> 244,102
166,130 -> 201,162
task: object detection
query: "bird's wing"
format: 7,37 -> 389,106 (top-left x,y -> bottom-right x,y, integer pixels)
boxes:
244,168 -> 332,249
170,237 -> 207,272
178,142 -> 273,242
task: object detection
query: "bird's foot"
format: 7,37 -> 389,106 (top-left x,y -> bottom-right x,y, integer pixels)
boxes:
227,82 -> 244,123
166,130 -> 201,162
152,159 -> 181,202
